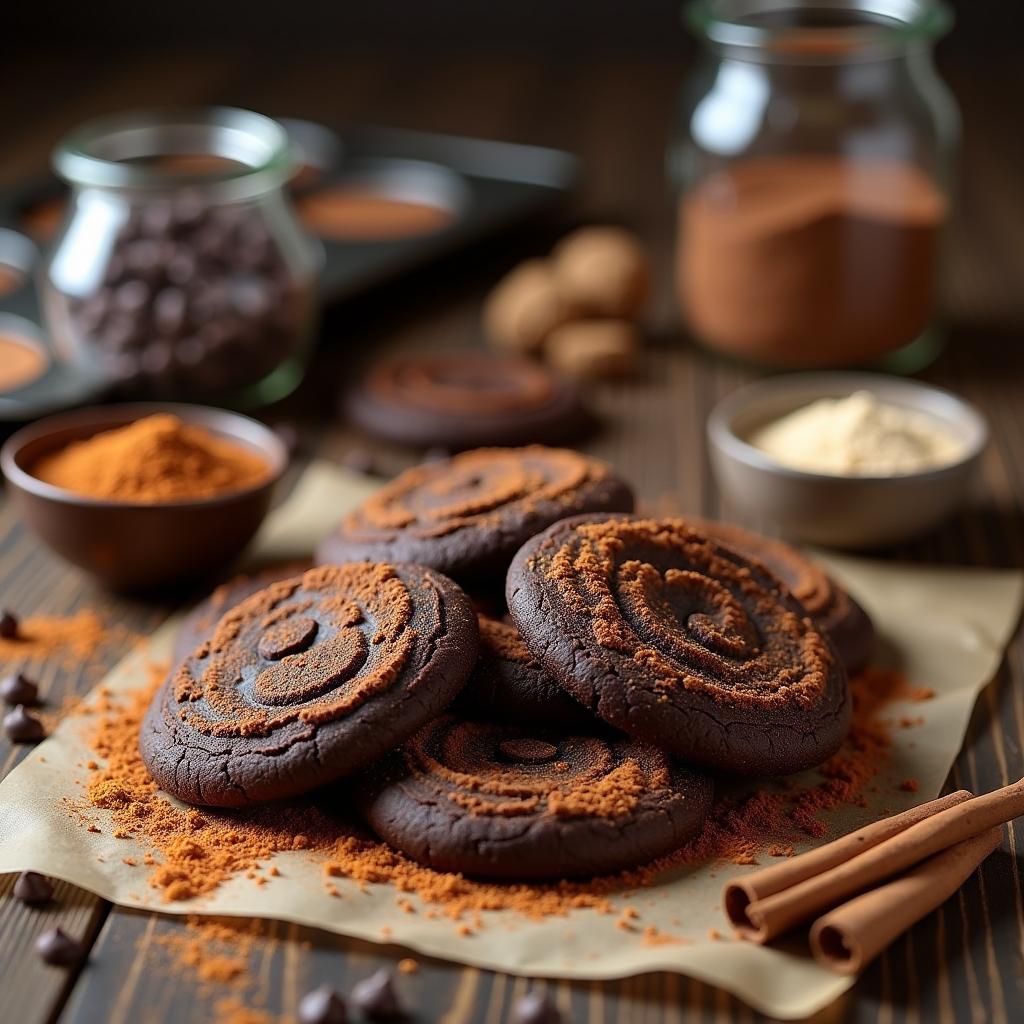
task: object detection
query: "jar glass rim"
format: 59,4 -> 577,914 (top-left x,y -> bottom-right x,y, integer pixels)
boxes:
53,107 -> 294,194
685,0 -> 953,56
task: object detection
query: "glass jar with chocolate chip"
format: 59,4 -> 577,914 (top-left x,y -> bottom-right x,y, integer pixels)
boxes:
41,108 -> 322,405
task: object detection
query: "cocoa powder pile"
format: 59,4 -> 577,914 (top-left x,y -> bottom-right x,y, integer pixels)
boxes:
32,414 -> 269,503
678,156 -> 946,367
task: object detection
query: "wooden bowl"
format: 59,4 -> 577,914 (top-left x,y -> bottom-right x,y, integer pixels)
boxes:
1,403 -> 287,591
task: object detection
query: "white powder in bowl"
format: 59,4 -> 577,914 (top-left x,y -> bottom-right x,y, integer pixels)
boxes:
749,390 -> 966,476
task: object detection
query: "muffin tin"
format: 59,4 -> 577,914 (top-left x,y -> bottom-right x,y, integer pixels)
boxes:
0,119 -> 578,421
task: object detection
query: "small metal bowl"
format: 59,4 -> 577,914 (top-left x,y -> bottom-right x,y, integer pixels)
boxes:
1,403 -> 287,591
707,373 -> 988,549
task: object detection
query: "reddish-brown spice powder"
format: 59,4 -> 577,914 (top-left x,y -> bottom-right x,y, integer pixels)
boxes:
72,664 -> 920,928
0,611 -> 130,669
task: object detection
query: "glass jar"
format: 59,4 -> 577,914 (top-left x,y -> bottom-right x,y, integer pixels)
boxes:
671,0 -> 959,370
41,108 -> 322,406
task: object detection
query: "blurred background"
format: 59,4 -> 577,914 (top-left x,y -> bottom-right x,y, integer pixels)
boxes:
2,0 -> 1022,439
7,1 -> 1022,58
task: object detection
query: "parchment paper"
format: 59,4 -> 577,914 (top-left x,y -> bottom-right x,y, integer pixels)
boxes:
1,462 -> 1021,1020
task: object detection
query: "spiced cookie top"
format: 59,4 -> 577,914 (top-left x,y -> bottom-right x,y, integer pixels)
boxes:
141,563 -> 478,807
316,446 -> 634,585
172,561 -> 311,667
691,519 -> 875,674
356,715 -> 713,880
506,515 -> 850,776
345,350 -> 593,449
454,614 -> 593,727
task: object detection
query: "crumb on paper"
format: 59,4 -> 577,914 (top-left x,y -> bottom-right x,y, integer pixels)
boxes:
642,925 -> 688,947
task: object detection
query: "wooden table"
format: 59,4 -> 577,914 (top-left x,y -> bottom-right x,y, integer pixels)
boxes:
2,51 -> 1023,1024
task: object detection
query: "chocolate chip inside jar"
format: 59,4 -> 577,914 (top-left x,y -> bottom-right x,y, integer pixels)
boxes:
60,193 -> 316,400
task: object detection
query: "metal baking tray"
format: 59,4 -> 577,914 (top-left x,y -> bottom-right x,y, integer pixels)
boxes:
0,120 -> 578,421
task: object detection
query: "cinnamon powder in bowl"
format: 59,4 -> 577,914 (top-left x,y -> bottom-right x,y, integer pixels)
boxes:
1,404 -> 286,590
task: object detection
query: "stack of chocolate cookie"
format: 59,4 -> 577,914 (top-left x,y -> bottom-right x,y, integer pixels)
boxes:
141,445 -> 871,881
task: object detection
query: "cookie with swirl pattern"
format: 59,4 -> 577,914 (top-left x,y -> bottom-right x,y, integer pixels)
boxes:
345,350 -> 593,448
356,714 -> 713,879
507,515 -> 850,776
690,519 -> 875,674
316,446 -> 634,587
141,563 -> 479,807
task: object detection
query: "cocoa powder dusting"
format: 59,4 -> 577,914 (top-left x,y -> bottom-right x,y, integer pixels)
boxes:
349,446 -> 605,538
0,611 -> 132,669
75,665 -> 913,930
542,517 -> 836,710
79,664 -> 341,901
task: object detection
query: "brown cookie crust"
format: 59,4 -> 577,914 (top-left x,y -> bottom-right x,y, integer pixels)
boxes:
506,515 -> 851,776
689,519 -> 875,674
454,615 -> 594,727
316,446 -> 634,585
356,714 -> 713,880
345,350 -> 593,448
141,563 -> 478,807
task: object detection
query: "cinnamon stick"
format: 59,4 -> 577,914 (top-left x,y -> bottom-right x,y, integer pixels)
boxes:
809,826 -> 1001,974
723,790 -> 973,936
735,779 -> 1023,943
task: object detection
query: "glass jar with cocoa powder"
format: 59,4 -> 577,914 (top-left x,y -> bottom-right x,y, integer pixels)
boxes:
41,108 -> 322,406
671,0 -> 958,370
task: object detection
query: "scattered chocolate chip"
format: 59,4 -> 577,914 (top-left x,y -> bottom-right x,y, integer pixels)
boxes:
352,968 -> 402,1019
298,985 -> 348,1024
35,927 -> 82,966
14,871 -> 53,906
0,672 -> 38,706
4,704 -> 45,743
341,447 -> 380,476
422,446 -> 451,464
511,990 -> 562,1024
0,609 -> 20,639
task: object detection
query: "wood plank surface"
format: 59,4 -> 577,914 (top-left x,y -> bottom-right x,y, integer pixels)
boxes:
0,50 -> 1022,1024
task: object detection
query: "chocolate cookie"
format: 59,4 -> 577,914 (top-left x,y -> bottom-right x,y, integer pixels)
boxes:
173,561 -> 311,666
692,520 -> 875,674
316,446 -> 634,587
454,615 -> 593,728
507,515 -> 850,777
141,563 -> 479,807
345,350 -> 593,449
356,715 -> 713,880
